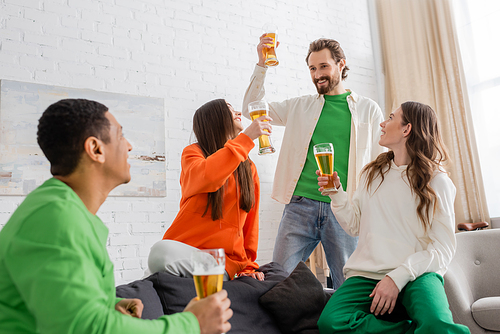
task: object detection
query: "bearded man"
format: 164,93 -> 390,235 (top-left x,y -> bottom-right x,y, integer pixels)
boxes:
242,38 -> 385,289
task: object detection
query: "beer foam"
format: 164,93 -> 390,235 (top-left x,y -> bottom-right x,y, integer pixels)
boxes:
192,265 -> 225,276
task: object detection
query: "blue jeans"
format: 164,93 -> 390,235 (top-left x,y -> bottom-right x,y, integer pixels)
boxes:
272,196 -> 358,289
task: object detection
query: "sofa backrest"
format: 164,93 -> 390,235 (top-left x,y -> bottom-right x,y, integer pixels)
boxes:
447,229 -> 500,301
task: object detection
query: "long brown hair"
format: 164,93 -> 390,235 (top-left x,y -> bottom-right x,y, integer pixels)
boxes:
362,101 -> 450,229
192,99 -> 255,221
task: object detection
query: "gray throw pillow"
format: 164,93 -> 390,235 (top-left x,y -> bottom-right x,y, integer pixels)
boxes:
258,261 -> 331,334
116,279 -> 164,320
146,262 -> 288,334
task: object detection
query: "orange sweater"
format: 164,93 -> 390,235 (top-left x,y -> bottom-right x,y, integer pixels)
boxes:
163,133 -> 260,278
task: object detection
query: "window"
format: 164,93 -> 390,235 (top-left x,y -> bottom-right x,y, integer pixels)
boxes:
453,0 -> 500,218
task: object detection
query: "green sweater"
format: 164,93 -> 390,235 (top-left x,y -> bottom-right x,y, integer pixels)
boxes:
294,92 -> 352,203
0,178 -> 199,334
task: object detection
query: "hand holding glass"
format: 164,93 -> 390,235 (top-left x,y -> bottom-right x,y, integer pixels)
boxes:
191,248 -> 225,299
314,143 -> 337,194
262,23 -> 279,67
248,100 -> 276,155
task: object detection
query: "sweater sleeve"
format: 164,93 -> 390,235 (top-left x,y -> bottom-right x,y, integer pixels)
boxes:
387,173 -> 457,291
4,204 -> 200,334
238,163 -> 260,273
181,133 -> 255,199
329,183 -> 362,237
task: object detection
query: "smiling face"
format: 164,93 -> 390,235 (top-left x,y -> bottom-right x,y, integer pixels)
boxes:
102,112 -> 133,185
227,101 -> 243,133
308,48 -> 344,95
379,107 -> 410,151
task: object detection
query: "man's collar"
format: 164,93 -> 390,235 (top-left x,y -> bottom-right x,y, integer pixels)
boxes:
346,89 -> 358,102
317,89 -> 357,101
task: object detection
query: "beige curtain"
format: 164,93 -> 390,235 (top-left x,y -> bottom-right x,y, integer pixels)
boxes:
375,0 -> 490,226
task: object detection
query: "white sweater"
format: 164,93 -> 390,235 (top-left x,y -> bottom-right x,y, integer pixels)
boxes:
329,161 -> 457,291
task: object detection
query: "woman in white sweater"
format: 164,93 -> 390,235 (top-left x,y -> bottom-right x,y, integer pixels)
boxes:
317,101 -> 469,333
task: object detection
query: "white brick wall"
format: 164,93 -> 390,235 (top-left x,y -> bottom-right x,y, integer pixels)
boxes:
0,0 -> 380,285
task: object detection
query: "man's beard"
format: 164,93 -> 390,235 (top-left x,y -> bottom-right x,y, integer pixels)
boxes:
314,74 -> 340,95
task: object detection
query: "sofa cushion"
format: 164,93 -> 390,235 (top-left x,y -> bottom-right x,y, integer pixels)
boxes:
116,279 -> 164,320
258,262 -> 331,334
471,297 -> 500,331
146,262 -> 288,334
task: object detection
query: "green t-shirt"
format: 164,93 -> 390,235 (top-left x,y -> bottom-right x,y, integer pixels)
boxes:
293,92 -> 352,203
0,178 -> 198,334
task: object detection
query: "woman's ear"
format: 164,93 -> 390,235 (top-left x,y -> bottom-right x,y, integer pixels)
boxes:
84,136 -> 105,163
403,123 -> 412,137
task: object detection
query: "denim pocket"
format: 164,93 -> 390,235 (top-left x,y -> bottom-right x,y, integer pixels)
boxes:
290,195 -> 304,203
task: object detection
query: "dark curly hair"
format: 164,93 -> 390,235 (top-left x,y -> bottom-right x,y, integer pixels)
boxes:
37,99 -> 110,176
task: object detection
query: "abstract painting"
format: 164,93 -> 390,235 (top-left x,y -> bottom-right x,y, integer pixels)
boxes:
0,80 -> 166,196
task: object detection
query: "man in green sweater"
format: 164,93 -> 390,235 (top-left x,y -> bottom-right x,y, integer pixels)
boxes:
0,99 -> 232,334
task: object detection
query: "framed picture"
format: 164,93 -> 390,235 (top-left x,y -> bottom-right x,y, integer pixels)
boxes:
0,80 -> 166,197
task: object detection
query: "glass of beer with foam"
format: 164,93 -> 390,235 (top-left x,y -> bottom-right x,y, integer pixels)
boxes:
191,248 -> 225,299
314,143 -> 337,194
262,23 -> 279,67
248,100 -> 276,155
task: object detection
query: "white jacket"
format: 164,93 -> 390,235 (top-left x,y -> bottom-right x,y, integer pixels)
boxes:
242,64 -> 386,204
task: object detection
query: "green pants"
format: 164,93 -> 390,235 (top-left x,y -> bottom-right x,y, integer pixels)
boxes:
318,273 -> 470,334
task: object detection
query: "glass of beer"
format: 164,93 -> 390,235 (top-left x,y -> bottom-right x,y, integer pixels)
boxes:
191,248 -> 225,299
314,143 -> 337,194
248,100 -> 276,155
262,23 -> 279,67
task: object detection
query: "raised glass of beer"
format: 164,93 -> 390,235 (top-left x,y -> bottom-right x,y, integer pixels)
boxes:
191,248 -> 225,299
262,23 -> 279,67
248,100 -> 276,155
313,143 -> 337,194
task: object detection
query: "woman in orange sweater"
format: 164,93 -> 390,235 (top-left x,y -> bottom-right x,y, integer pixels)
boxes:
147,99 -> 272,281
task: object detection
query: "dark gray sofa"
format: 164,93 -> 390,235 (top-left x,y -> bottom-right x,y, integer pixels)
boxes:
116,262 -> 332,334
